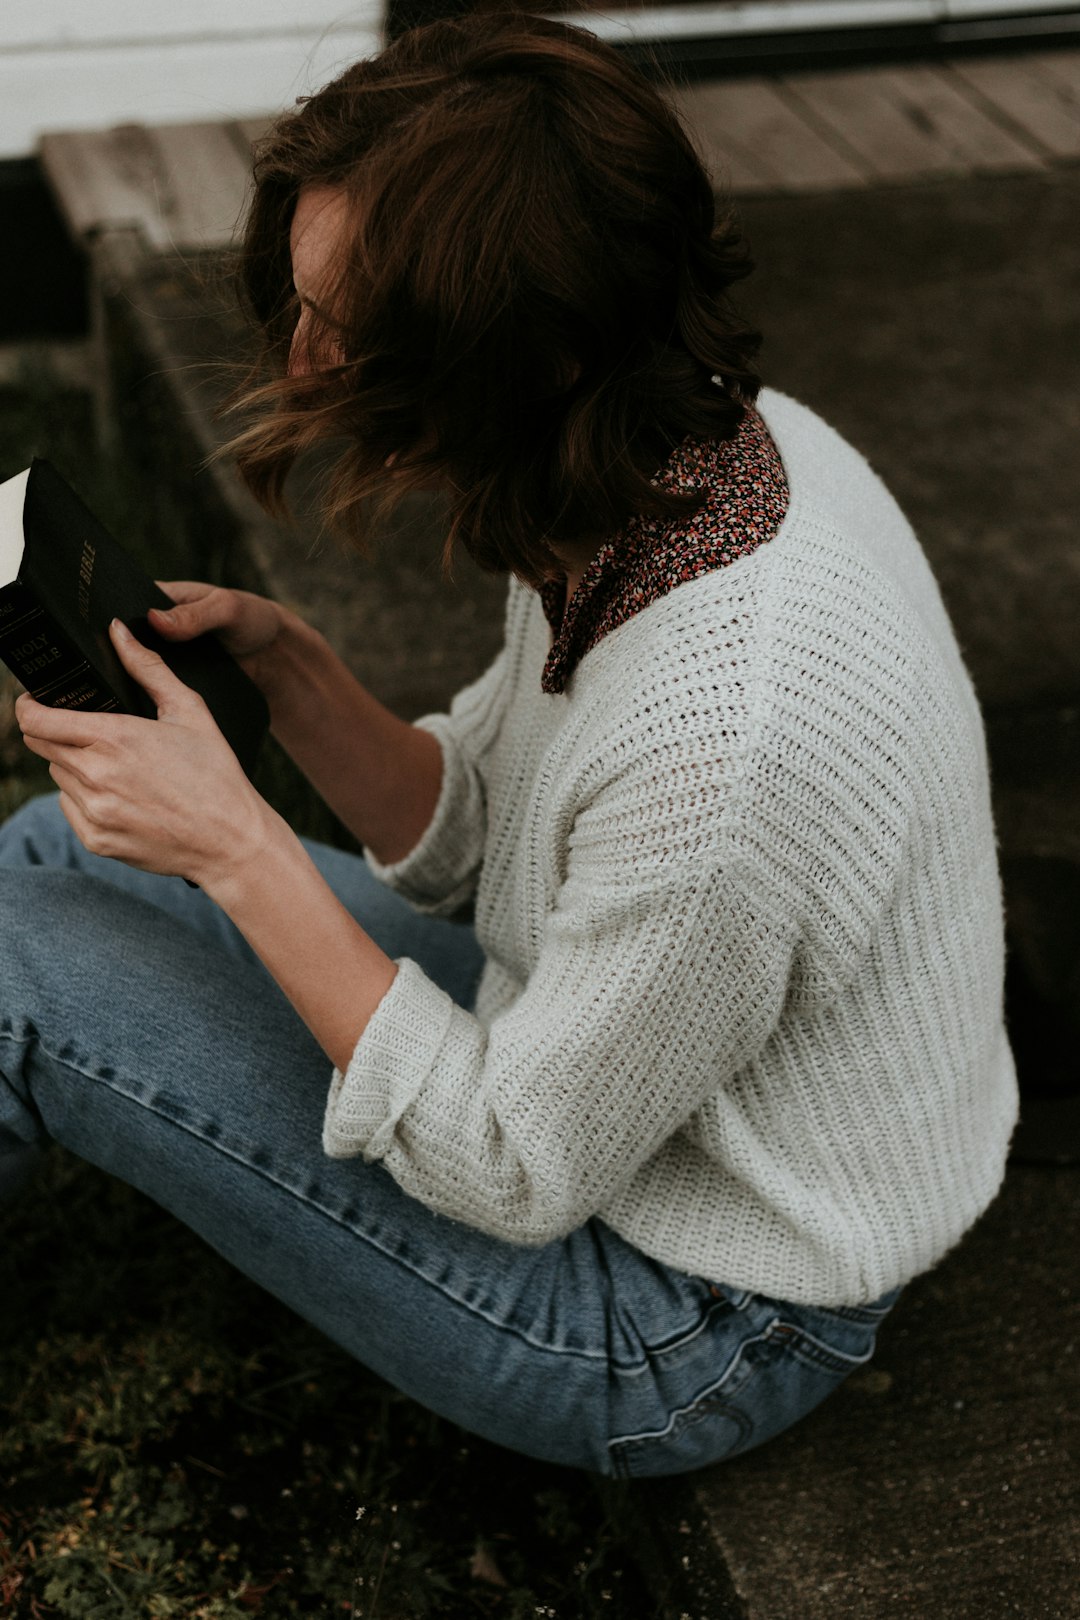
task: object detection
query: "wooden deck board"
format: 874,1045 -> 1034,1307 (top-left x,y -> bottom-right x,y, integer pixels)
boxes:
671,77 -> 867,194
951,49 -> 1080,161
41,48 -> 1080,242
670,82 -> 786,192
39,128 -> 141,242
41,120 -> 252,250
148,122 -> 253,247
785,63 -> 1046,183
1021,44 -> 1080,95
235,117 -> 276,152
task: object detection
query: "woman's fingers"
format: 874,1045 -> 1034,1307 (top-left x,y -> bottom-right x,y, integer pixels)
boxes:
21,732 -> 89,776
149,586 -> 236,643
150,585 -> 284,661
110,618 -> 210,721
15,692 -> 113,747
150,581 -> 218,641
153,579 -> 217,604
148,603 -> 204,639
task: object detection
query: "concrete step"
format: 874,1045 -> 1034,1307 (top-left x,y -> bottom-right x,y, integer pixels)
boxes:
618,1163 -> 1080,1620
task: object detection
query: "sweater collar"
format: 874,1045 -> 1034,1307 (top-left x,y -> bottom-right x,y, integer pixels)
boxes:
539,404 -> 789,694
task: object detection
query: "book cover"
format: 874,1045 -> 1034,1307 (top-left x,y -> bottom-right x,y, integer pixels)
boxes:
0,459 -> 268,779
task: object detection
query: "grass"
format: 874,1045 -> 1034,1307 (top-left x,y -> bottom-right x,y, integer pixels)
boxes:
0,359 -> 656,1620
0,1153 -> 643,1619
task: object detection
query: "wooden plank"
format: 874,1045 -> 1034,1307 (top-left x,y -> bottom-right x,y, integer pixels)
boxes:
36,45 -> 1080,247
147,122 -> 255,248
670,77 -> 868,195
951,49 -> 1080,161
1033,46 -> 1080,94
41,120 -> 253,249
236,117 -> 277,151
39,127 -> 159,242
670,85 -> 780,192
785,63 -> 1046,181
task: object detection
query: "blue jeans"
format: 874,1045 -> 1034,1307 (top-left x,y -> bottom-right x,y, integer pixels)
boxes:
0,791 -> 897,1477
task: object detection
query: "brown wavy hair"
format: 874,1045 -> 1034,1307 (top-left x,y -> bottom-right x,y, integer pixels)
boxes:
227,10 -> 763,585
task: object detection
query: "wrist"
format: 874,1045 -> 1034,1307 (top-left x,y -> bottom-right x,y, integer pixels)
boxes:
197,790 -> 290,907
239,608 -> 321,713
194,800 -> 398,1070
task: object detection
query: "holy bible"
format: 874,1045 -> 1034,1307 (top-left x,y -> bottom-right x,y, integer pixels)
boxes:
0,459 -> 268,779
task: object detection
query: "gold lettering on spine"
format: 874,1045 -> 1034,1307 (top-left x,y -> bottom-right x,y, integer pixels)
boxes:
77,539 -> 96,621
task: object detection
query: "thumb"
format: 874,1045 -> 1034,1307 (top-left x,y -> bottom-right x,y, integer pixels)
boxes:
110,618 -> 202,717
148,601 -> 204,641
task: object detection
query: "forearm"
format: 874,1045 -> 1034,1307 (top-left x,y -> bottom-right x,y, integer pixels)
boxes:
209,804 -> 398,1070
247,612 -> 442,866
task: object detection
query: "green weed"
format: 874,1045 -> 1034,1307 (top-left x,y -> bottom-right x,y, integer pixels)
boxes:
0,1155 -> 647,1618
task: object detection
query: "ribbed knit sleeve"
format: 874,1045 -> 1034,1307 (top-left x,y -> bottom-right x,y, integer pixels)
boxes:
364,643 -> 510,915
324,813 -> 796,1244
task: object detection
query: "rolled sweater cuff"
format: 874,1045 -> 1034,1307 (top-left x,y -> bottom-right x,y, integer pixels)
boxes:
322,956 -> 456,1161
362,715 -> 483,915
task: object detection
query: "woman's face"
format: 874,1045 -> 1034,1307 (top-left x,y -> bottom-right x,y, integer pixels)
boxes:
288,184 -> 351,377
286,181 -> 437,481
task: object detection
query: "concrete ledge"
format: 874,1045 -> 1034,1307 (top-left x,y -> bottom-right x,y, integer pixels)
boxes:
624,1163 -> 1079,1620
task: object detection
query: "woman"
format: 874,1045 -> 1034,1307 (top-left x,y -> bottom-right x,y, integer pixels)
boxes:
3,13 -> 1016,1477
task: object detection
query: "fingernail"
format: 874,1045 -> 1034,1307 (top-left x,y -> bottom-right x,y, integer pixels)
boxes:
111,617 -> 131,639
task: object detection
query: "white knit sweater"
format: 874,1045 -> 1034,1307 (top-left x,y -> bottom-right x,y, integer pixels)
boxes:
323,390 -> 1018,1307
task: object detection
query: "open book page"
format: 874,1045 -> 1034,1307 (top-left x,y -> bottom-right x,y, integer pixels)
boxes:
0,468 -> 30,588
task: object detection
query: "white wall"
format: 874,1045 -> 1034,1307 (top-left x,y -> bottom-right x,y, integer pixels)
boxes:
0,2 -> 382,157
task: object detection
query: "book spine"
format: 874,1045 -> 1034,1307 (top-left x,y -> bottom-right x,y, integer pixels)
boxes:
0,581 -> 121,712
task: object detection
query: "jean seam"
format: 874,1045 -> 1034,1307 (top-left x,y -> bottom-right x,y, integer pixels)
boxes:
633,1295 -> 733,1362
606,1296 -> 736,1382
607,1329 -> 768,1456
16,1041 -> 613,1368
770,1319 -> 876,1374
611,1392 -> 754,1453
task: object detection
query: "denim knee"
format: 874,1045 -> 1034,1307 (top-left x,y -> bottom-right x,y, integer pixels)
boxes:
0,790 -> 71,868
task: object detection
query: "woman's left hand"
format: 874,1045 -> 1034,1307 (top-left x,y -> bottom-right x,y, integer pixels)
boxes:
15,617 -> 272,889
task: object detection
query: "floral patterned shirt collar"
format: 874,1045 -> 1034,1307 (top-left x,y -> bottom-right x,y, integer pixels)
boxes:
539,403 -> 789,694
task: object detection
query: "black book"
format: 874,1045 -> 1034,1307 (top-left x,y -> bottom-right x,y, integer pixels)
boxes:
0,459 -> 268,778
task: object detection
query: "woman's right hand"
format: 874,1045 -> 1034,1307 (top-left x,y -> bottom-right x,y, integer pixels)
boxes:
148,582 -> 291,675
